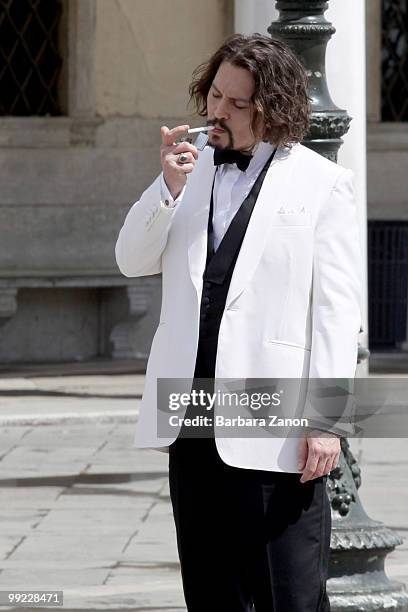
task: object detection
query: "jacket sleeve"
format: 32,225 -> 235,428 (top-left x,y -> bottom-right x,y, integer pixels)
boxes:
304,169 -> 363,436
308,168 -> 363,379
115,173 -> 182,277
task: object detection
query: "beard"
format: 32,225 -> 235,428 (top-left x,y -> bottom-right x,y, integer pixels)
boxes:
206,119 -> 235,150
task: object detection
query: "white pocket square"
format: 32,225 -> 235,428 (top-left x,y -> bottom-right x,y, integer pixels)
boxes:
277,205 -> 306,215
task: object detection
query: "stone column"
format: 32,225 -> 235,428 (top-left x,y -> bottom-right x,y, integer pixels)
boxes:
325,0 -> 369,374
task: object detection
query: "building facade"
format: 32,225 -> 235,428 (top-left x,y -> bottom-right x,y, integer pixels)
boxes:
0,0 -> 232,367
0,0 -> 407,371
366,0 -> 408,363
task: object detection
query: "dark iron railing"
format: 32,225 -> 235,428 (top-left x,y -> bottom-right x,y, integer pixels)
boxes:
368,221 -> 408,347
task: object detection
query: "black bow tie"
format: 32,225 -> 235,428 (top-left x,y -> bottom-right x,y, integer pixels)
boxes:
213,148 -> 253,172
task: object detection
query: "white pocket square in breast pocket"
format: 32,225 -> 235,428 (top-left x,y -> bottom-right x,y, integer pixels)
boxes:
271,206 -> 312,226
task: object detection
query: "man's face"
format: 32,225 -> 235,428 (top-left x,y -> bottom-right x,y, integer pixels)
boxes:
206,61 -> 262,151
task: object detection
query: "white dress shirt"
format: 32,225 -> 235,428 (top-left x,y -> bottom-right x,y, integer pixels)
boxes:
161,141 -> 275,251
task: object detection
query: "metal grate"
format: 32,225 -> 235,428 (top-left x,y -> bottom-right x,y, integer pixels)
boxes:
0,0 -> 64,116
368,221 -> 408,348
382,0 -> 408,121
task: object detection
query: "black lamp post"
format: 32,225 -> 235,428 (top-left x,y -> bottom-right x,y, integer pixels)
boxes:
269,2 -> 408,609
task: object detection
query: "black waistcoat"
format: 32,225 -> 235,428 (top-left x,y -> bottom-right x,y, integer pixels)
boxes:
194,148 -> 277,381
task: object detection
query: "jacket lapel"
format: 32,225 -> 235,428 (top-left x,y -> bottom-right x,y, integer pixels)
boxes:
224,144 -> 299,310
187,144 -> 299,306
187,149 -> 216,296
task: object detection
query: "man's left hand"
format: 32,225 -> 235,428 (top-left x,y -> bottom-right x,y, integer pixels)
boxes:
298,429 -> 340,483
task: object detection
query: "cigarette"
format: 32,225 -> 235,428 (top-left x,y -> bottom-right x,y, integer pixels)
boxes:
187,126 -> 215,134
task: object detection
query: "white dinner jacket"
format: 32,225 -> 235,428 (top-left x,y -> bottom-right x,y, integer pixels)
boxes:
115,143 -> 363,472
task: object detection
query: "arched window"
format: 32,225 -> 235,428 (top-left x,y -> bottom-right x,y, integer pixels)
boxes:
0,0 -> 64,116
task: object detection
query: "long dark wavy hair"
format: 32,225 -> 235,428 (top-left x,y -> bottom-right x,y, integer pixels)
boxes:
188,33 -> 310,149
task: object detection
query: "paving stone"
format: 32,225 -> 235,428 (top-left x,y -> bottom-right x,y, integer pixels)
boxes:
358,465 -> 408,530
27,374 -> 144,396
0,509 -> 48,534
35,507 -> 150,534
54,486 -> 157,509
104,422 -> 139,440
0,446 -> 95,463
0,487 -> 65,508
0,379 -> 405,611
352,437 -> 408,466
159,480 -> 170,499
0,535 -> 24,559
0,567 -> 109,589
0,397 -> 138,426
120,541 -> 180,566
386,538 -> 408,584
0,379 -> 36,391
16,424 -> 116,447
89,448 -> 168,474
8,533 -> 131,563
0,559 -> 114,571
62,573 -> 186,610
0,464 -> 89,479
121,502 -> 179,565
87,450 -> 150,468
0,427 -> 32,445
101,566 -> 186,609
80,479 -> 167,497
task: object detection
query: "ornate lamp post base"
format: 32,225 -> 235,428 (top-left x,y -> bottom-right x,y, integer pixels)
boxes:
269,1 -> 408,609
328,441 -> 407,610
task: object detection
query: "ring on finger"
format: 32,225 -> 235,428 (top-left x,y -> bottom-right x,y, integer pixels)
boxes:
178,153 -> 189,164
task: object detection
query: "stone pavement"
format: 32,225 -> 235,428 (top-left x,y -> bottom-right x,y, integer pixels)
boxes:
0,372 -> 406,610
0,374 -> 184,611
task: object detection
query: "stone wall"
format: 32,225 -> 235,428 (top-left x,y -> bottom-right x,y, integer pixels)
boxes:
0,0 -> 233,364
95,0 -> 231,118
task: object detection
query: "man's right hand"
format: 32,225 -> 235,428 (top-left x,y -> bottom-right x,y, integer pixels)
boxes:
160,125 -> 198,200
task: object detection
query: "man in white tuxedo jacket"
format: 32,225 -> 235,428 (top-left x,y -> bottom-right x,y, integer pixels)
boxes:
115,34 -> 362,612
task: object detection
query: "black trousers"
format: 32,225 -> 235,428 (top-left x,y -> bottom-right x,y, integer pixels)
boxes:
168,335 -> 331,611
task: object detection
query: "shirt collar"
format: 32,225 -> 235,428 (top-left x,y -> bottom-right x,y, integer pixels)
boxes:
245,141 -> 276,177
220,141 -> 276,177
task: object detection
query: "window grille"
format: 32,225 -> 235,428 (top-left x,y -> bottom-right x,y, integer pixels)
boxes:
382,0 -> 408,121
0,0 -> 64,116
368,221 -> 408,348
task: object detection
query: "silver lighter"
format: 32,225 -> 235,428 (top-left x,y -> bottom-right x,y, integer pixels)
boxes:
177,126 -> 214,163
